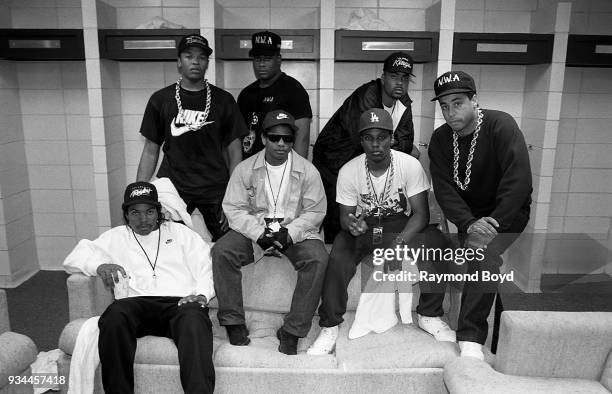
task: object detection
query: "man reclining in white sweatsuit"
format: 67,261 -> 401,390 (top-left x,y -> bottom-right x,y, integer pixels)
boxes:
64,181 -> 215,393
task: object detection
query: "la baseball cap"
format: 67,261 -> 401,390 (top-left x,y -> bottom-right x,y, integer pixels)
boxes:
431,71 -> 477,101
383,52 -> 414,76
122,182 -> 161,210
359,108 -> 393,134
249,31 -> 281,57
177,34 -> 213,56
262,110 -> 298,132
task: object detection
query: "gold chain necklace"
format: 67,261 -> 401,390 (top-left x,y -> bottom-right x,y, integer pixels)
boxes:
174,76 -> 211,130
365,153 -> 394,217
452,108 -> 483,191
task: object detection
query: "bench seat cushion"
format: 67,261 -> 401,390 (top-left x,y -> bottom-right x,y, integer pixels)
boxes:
444,357 -> 610,394
335,312 -> 459,370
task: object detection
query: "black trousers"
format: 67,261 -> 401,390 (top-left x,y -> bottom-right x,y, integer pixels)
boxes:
312,157 -> 341,244
318,218 -> 451,327
98,296 -> 215,394
186,201 -> 228,242
455,210 -> 529,345
321,181 -> 341,244
211,230 -> 328,337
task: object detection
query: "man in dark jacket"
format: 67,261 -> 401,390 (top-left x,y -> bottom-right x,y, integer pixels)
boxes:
313,52 -> 419,242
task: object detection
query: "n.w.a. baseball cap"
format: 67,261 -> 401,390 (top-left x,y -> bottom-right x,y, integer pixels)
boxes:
431,71 -> 477,101
383,52 -> 414,76
262,110 -> 298,132
249,31 -> 281,57
359,108 -> 393,134
177,34 -> 213,56
122,182 -> 161,210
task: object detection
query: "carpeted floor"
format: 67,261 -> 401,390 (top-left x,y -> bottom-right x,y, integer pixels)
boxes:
540,273 -> 612,294
501,273 -> 612,312
4,271 -> 69,351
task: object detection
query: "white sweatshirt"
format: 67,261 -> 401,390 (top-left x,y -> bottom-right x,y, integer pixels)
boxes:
63,221 -> 214,302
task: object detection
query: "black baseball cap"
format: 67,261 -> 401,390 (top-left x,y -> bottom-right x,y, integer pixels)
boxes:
383,52 -> 414,76
177,34 -> 213,56
359,108 -> 393,134
262,110 -> 298,133
122,182 -> 161,210
249,31 -> 281,57
431,71 -> 477,101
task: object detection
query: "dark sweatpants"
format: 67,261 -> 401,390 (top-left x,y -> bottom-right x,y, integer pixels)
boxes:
320,177 -> 341,244
318,217 -> 451,328
98,296 -> 215,394
187,201 -> 228,242
212,230 -> 329,337
455,211 -> 529,345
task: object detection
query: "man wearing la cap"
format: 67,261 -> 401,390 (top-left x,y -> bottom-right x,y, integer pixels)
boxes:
428,71 -> 532,359
212,109 -> 328,355
63,182 -> 216,393
136,34 -> 248,241
308,108 -> 454,355
238,31 -> 313,159
313,51 -> 420,243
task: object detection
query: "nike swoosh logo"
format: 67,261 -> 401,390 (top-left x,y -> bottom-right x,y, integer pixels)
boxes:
170,122 -> 191,137
170,121 -> 215,137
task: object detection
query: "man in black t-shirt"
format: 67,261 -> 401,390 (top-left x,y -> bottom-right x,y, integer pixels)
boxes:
136,34 -> 248,241
238,31 -> 312,159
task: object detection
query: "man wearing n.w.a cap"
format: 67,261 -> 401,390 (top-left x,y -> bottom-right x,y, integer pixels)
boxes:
136,33 -> 248,242
428,70 -> 532,360
313,51 -> 420,244
238,31 -> 313,159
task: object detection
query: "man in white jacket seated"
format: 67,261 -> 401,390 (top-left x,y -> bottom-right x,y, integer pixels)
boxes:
64,181 -> 215,393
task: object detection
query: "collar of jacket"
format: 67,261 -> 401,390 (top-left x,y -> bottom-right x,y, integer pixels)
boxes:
248,149 -> 308,227
373,78 -> 413,106
251,149 -> 306,177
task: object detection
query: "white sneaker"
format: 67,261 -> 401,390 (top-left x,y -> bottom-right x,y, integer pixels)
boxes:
417,314 -> 456,342
458,341 -> 485,360
306,326 -> 338,355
